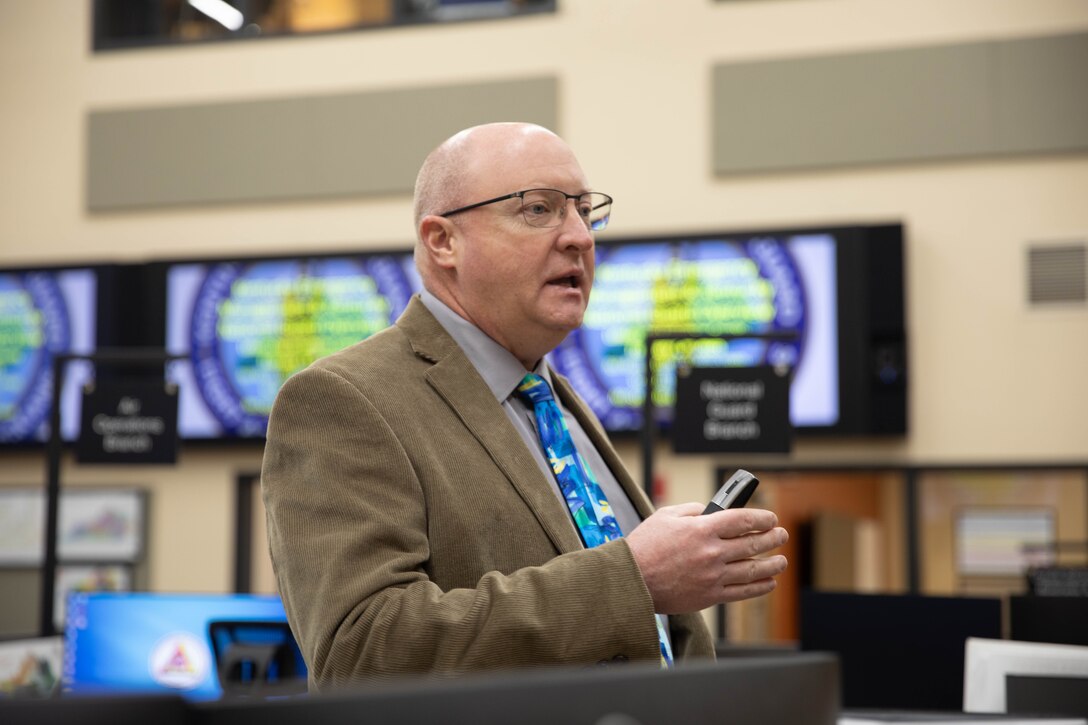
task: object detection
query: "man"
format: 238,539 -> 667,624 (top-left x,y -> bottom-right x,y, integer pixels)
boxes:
261,122 -> 788,689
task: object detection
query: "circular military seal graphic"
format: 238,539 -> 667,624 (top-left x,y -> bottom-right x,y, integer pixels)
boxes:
0,272 -> 72,442
550,238 -> 807,431
188,257 -> 415,436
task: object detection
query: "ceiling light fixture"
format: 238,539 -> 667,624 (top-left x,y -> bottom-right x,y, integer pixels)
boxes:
187,0 -> 244,31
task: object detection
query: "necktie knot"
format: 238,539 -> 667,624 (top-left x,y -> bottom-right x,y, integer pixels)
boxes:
517,373 -> 555,405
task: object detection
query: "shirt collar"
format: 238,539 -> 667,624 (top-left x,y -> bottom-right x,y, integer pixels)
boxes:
418,289 -> 552,402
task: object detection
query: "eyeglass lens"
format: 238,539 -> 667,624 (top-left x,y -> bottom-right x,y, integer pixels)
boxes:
520,189 -> 611,231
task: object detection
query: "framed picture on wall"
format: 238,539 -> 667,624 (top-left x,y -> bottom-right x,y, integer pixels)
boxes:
58,489 -> 145,562
0,489 -> 45,565
54,564 -> 132,631
0,635 -> 63,697
0,487 -> 147,566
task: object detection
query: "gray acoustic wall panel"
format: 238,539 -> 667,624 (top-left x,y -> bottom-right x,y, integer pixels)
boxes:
713,32 -> 1088,174
87,76 -> 558,211
993,32 -> 1088,155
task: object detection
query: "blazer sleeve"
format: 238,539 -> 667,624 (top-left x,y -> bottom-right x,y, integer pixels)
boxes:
261,365 -> 663,689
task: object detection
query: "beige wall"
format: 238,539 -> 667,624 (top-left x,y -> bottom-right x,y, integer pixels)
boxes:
1,1 -> 1086,595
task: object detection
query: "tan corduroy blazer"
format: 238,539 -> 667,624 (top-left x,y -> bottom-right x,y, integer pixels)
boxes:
261,296 -> 713,690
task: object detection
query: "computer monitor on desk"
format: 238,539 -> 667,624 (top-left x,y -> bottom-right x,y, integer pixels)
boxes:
964,637 -> 1088,714
800,591 -> 1002,710
62,592 -> 306,701
1010,595 -> 1088,647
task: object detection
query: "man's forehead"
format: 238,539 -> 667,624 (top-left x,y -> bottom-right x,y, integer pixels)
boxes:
463,127 -> 588,192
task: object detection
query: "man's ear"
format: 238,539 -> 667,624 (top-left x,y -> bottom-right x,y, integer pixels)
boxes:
418,215 -> 459,270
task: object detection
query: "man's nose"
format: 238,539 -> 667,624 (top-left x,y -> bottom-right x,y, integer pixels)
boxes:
559,200 -> 595,250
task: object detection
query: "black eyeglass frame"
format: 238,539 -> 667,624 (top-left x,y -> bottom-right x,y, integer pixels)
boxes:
438,188 -> 613,231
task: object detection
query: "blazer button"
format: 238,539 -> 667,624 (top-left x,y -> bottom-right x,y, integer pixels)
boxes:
611,654 -> 628,663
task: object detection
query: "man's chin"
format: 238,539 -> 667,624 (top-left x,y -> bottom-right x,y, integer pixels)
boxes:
544,303 -> 586,329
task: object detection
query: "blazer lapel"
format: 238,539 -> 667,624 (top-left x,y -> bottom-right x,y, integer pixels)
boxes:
397,298 -> 584,554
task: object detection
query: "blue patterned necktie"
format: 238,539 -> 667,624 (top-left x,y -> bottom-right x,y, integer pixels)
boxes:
516,373 -> 674,668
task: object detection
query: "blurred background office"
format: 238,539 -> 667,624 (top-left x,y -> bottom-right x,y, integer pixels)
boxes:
0,0 -> 1086,655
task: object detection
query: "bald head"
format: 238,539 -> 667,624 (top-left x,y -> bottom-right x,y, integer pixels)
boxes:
412,122 -> 565,230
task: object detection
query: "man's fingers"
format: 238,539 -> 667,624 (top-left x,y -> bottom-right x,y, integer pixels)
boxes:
722,526 -> 788,562
666,501 -> 708,518
704,507 -> 780,538
722,554 -> 788,586
722,577 -> 779,603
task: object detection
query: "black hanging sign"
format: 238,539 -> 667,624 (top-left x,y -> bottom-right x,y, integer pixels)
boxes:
77,381 -> 179,464
673,365 -> 791,454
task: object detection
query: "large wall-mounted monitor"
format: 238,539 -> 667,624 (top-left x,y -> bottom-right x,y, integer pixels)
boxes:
0,266 -> 101,445
553,223 -> 907,436
151,222 -> 906,442
158,254 -> 418,440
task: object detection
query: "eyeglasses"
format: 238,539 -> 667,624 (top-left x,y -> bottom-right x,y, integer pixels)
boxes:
439,188 -> 613,232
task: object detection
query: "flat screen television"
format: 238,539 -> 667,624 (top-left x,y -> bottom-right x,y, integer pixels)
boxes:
152,222 -> 905,441
156,253 -> 419,439
553,223 -> 906,435
0,265 -> 101,445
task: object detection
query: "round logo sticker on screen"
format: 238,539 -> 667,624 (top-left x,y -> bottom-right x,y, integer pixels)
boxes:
148,632 -> 212,691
